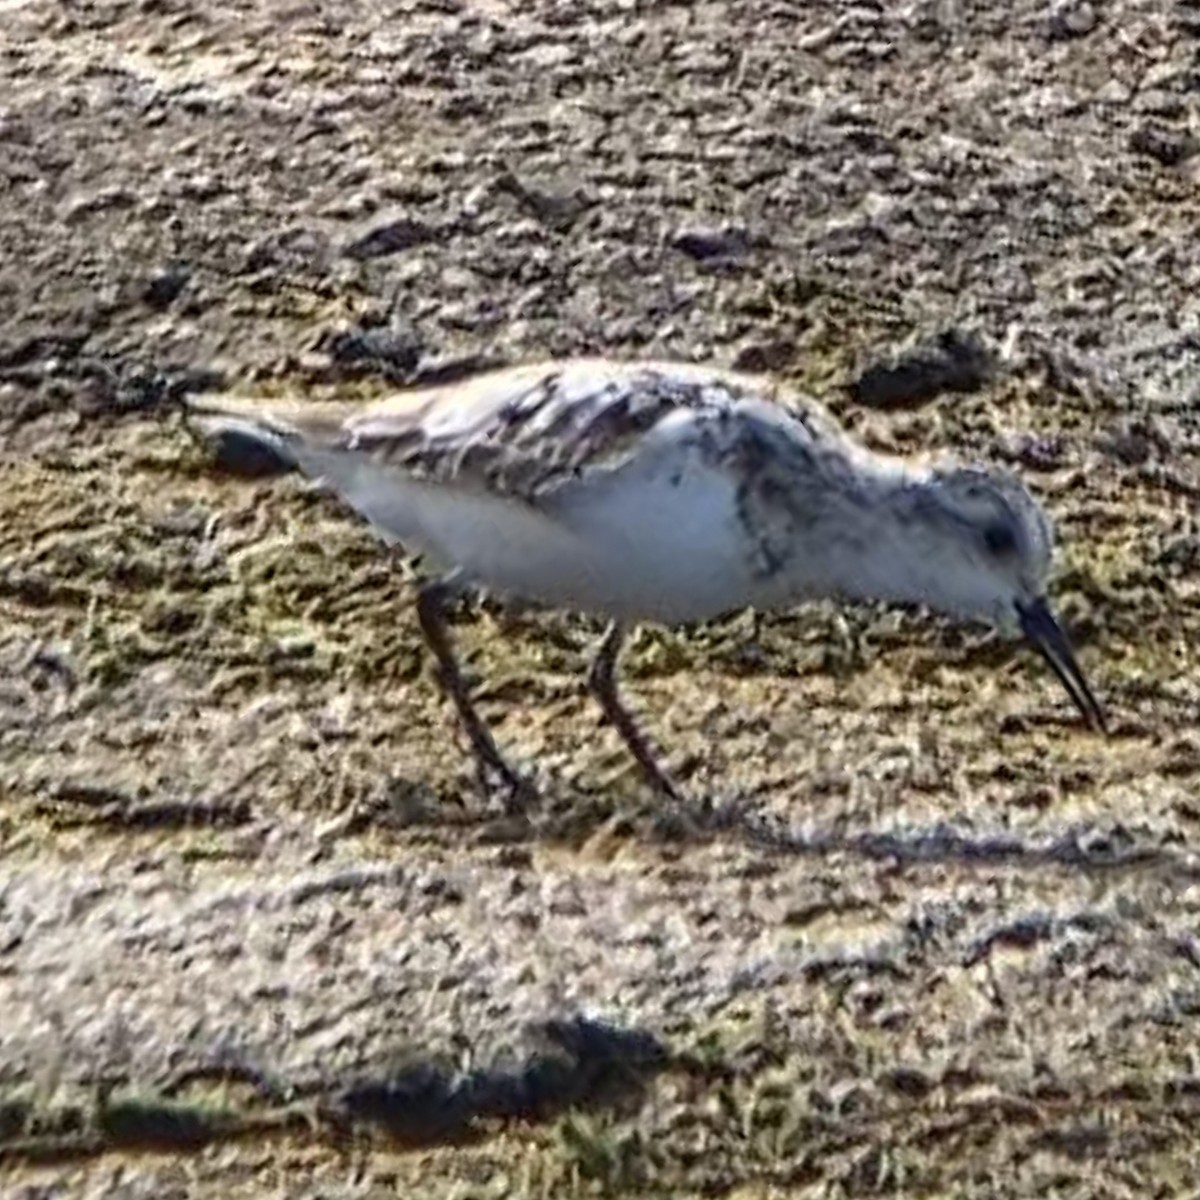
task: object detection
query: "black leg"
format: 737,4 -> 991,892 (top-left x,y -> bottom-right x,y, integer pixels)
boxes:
586,622 -> 684,803
415,577 -> 530,807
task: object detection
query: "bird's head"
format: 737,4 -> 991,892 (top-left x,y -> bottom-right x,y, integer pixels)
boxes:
902,464 -> 1105,731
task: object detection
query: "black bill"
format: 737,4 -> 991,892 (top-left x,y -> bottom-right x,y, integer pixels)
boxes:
1017,597 -> 1106,732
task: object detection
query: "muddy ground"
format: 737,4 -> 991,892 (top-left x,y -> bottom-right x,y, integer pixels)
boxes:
3,0 -> 1200,1195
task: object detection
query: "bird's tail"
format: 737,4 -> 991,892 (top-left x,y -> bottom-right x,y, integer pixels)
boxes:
182,395 -> 323,477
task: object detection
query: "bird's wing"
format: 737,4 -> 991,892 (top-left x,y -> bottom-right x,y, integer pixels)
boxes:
188,357 -> 835,503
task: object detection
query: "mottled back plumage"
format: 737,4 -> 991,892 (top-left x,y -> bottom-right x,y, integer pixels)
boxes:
199,358 -> 858,503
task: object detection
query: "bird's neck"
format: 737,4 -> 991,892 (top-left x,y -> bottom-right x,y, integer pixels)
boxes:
771,452 -> 950,612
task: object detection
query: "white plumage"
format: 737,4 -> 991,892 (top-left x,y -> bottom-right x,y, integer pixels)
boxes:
189,357 -> 1105,806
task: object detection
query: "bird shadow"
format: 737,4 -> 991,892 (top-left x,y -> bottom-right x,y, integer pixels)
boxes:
457,786 -> 1199,883
717,808 -> 1197,879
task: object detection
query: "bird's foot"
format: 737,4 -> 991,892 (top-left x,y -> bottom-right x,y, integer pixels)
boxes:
648,791 -> 751,842
474,755 -> 539,816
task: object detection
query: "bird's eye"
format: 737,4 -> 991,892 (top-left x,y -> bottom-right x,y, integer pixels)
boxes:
982,522 -> 1017,555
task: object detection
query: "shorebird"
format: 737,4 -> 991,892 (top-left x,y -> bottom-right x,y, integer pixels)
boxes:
188,358 -> 1105,807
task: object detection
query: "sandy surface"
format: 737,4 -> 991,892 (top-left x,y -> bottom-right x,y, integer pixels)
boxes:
2,0 -> 1200,1195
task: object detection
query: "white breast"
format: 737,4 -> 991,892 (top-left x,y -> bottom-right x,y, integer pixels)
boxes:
546,442 -> 760,622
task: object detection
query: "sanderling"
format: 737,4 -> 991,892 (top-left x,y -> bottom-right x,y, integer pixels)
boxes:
189,357 -> 1105,807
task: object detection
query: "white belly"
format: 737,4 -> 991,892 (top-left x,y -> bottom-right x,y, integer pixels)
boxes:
547,461 -> 759,622
299,446 -> 759,624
